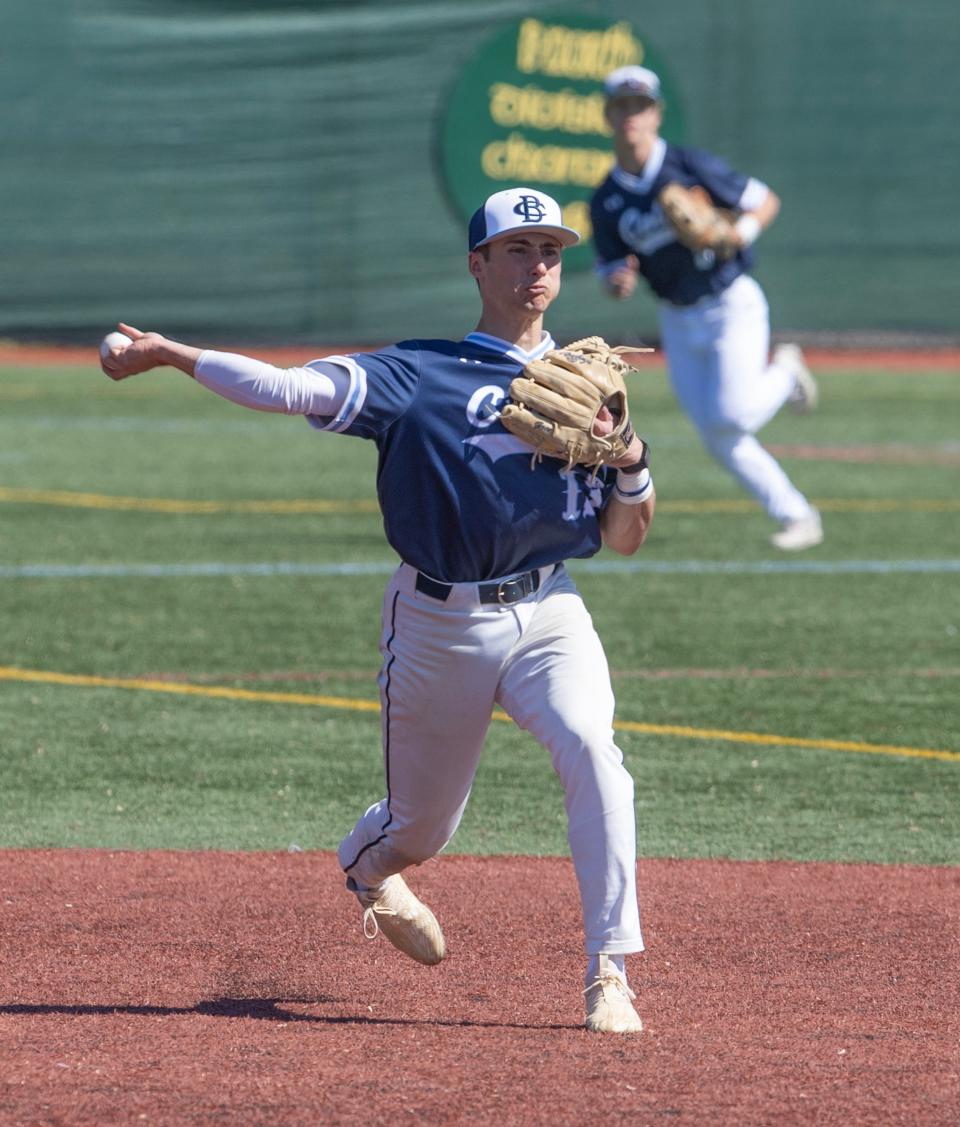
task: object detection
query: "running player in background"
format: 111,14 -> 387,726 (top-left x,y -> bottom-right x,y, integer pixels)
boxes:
591,65 -> 823,551
100,187 -> 655,1034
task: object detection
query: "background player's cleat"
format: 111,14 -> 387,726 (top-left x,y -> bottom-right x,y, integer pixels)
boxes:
770,509 -> 824,551
775,343 -> 820,414
584,955 -> 643,1033
348,874 -> 446,966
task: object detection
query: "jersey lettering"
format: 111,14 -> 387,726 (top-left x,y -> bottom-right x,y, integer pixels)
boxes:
618,207 -> 674,256
466,385 -> 506,428
562,471 -> 604,522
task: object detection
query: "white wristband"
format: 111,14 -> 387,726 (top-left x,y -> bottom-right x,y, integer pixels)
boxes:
614,467 -> 653,505
734,214 -> 761,247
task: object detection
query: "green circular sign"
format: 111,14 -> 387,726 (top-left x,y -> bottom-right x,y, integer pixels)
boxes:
438,12 -> 684,270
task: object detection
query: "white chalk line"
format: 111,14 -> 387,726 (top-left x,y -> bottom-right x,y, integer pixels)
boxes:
2,559 -> 960,579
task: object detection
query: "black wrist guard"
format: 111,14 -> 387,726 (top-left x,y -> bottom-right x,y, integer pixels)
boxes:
616,439 -> 650,475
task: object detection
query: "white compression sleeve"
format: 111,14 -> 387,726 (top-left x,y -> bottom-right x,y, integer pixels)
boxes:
193,350 -> 351,417
737,177 -> 770,213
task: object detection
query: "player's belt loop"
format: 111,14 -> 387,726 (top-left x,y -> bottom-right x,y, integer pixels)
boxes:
414,573 -> 453,601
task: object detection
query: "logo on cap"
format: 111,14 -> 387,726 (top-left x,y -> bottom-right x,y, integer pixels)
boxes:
468,186 -> 580,250
604,65 -> 662,102
513,195 -> 547,223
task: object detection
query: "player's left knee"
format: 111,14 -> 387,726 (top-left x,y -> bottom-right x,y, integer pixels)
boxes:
551,729 -> 625,781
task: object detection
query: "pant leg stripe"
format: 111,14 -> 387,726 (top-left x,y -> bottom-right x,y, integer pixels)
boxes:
342,588 -> 400,873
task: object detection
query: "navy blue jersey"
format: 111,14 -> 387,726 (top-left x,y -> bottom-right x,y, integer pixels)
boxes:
590,138 -> 760,306
308,333 -> 615,583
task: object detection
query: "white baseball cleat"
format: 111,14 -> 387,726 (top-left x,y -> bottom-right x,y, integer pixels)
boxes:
770,509 -> 824,551
774,343 -> 819,414
584,955 -> 643,1034
348,873 -> 446,966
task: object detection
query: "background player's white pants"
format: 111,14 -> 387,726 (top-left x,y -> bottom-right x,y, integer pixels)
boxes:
337,562 -> 643,956
658,274 -> 815,524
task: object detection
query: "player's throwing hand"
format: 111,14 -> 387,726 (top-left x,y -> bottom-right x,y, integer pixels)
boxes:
100,323 -> 202,381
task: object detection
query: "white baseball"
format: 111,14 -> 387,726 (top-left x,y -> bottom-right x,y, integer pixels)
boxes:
100,331 -> 133,359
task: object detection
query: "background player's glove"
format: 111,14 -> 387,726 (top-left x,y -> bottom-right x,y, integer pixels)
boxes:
658,182 -> 740,260
500,336 -> 646,473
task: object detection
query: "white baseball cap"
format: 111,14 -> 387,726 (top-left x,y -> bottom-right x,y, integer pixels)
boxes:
468,187 -> 580,251
604,65 -> 662,102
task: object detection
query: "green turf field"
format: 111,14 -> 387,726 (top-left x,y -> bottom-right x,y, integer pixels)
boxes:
1,361 -> 957,862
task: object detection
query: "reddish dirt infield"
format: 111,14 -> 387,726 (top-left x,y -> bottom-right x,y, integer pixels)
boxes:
1,852 -> 956,1126
2,342 -> 960,370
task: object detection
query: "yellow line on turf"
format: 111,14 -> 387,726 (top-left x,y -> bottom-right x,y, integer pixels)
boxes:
816,499 -> 960,513
0,486 -> 957,516
610,719 -> 958,761
662,499 -> 960,514
0,665 -> 380,713
0,487 -> 379,514
1,664 -> 955,763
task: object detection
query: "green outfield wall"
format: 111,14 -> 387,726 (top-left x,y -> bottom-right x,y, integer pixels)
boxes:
3,0 -> 957,345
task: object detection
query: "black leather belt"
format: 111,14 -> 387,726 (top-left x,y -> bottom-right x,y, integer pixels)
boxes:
415,569 -> 541,606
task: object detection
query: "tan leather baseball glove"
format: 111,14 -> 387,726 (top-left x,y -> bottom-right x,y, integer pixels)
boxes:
658,182 -> 740,260
499,336 -> 649,473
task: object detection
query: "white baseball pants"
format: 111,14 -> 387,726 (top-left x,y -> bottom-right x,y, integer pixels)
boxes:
659,274 -> 815,523
337,562 -> 643,956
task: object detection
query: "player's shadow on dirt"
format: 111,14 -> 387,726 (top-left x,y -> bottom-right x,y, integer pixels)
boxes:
0,999 -> 578,1031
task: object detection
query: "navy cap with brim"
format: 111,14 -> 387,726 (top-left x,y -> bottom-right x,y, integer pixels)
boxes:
603,65 -> 663,103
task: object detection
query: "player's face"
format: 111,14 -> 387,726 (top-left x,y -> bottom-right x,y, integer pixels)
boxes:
605,96 -> 662,144
470,234 -> 563,314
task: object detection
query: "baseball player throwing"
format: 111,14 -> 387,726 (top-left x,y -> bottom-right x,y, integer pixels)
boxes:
591,66 -> 822,551
100,187 -> 656,1034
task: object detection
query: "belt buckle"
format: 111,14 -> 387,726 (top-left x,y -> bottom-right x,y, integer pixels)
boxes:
496,576 -> 522,604
496,573 -> 533,605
